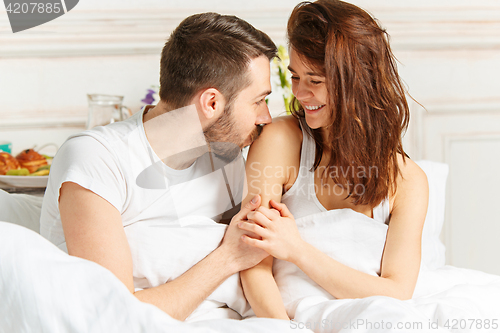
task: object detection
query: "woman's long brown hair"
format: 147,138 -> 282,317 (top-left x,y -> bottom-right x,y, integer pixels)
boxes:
288,0 -> 410,207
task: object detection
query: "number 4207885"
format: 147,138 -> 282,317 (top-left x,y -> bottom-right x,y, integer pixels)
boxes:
6,3 -> 62,14
444,319 -> 498,330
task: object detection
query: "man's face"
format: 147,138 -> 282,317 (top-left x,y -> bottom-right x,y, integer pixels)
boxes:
204,55 -> 272,150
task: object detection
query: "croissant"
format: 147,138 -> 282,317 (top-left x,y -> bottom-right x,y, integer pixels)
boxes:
15,149 -> 48,173
0,152 -> 21,175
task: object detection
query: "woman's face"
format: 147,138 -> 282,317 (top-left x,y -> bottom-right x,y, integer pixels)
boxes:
289,48 -> 329,129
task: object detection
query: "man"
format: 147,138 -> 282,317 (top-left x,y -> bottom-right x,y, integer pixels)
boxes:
40,12 -> 277,321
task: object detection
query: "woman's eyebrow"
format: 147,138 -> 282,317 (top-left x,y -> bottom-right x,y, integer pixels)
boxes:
287,65 -> 323,77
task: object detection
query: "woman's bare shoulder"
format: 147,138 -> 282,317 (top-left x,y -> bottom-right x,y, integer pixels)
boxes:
390,154 -> 429,212
246,115 -> 302,174
245,116 -> 303,205
250,115 -> 302,154
261,115 -> 302,144
398,155 -> 428,185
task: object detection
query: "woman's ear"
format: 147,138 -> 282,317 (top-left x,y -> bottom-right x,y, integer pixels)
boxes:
198,88 -> 225,120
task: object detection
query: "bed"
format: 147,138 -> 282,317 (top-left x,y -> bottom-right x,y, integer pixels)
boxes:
1,160 -> 499,333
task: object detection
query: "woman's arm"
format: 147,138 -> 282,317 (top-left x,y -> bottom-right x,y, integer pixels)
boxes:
240,156 -> 429,300
240,256 -> 289,319
240,116 -> 302,319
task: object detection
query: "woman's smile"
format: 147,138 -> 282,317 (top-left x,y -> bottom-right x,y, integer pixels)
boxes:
303,104 -> 326,114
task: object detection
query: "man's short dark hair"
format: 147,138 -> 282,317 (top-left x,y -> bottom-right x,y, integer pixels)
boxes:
159,13 -> 277,110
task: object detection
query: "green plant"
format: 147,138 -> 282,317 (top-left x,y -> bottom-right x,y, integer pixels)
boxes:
272,45 -> 295,114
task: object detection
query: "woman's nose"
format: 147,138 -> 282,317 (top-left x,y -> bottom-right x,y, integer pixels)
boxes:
292,81 -> 313,101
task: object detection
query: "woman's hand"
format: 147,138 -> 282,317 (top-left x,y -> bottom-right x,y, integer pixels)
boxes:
238,200 -> 304,262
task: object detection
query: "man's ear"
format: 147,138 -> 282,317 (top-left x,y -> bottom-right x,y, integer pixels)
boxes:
198,88 -> 225,120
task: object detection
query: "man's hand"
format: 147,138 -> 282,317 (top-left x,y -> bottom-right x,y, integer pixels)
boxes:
219,195 -> 269,271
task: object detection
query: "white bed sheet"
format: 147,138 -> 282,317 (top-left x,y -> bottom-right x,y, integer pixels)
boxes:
291,266 -> 500,332
2,215 -> 500,333
272,208 -> 500,333
0,222 -> 308,333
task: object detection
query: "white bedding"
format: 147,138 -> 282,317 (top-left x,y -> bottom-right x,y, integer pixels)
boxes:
124,217 -> 252,319
2,217 -> 500,333
292,265 -> 500,333
273,209 -> 500,332
0,222 -> 307,333
274,208 -> 388,316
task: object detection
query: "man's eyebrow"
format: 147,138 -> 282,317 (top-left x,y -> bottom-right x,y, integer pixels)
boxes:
287,65 -> 323,77
256,90 -> 272,99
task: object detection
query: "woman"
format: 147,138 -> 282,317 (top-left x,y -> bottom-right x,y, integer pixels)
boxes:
238,0 -> 428,320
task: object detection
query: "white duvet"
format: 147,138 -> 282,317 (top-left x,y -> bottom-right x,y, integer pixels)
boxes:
0,221 -> 305,333
1,212 -> 500,333
274,209 -> 500,332
289,266 -> 500,333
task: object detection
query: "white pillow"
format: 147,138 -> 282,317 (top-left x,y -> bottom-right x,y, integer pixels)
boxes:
0,189 -> 43,232
415,160 -> 449,270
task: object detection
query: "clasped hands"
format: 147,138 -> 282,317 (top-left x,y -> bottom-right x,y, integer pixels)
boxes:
220,195 -> 302,271
238,197 -> 303,262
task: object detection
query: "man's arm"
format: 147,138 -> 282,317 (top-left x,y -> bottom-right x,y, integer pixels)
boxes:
59,182 -> 267,321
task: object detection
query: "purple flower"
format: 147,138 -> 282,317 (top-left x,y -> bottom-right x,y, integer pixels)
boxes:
141,89 -> 156,105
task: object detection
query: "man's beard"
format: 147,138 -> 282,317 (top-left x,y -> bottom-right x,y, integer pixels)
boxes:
203,104 -> 263,160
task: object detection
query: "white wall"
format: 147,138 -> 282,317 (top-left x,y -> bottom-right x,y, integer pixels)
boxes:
1,1 -> 499,273
0,0 -> 292,153
2,0 -> 500,149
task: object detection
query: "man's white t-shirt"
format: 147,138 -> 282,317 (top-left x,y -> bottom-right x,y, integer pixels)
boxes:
39,107 -> 250,319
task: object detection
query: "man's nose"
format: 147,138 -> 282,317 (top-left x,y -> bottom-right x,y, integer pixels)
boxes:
257,104 -> 272,125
